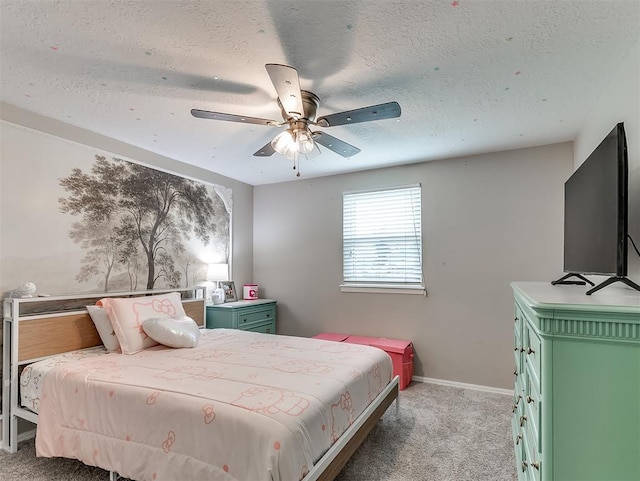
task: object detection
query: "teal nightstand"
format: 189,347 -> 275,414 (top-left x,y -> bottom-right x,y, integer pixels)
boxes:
205,299 -> 276,334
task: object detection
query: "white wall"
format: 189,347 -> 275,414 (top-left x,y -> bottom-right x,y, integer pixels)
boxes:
254,143 -> 574,389
574,38 -> 640,283
0,102 -> 255,288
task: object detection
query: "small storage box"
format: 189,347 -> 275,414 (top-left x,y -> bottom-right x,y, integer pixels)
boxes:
312,332 -> 349,342
312,333 -> 414,390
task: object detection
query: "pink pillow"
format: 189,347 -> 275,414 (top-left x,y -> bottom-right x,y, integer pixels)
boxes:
98,292 -> 186,354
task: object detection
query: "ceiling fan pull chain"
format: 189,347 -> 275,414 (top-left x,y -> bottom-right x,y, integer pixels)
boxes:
293,152 -> 301,177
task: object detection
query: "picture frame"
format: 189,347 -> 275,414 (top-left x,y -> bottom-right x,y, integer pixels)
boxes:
220,281 -> 237,302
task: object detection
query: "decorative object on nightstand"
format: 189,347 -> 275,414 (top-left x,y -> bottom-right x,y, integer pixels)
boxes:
206,299 -> 276,334
243,284 -> 259,300
206,263 -> 228,305
219,281 -> 237,302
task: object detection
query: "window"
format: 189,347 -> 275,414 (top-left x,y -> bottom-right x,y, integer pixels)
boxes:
342,185 -> 424,294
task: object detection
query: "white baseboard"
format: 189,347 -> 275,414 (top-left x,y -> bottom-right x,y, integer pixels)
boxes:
412,375 -> 514,396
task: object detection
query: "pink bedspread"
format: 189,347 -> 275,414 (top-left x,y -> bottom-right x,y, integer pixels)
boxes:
36,329 -> 392,481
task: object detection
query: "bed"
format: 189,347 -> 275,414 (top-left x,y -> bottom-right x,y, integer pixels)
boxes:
2,288 -> 399,481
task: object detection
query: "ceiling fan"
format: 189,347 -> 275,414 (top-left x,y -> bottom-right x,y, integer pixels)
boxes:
191,63 -> 401,165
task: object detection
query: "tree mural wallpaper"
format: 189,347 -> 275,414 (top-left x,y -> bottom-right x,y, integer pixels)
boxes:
57,155 -> 231,293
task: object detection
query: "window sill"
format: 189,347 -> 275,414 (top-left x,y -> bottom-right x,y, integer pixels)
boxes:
339,284 -> 427,295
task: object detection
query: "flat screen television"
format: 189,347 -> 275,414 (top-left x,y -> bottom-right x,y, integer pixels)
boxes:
553,122 -> 639,294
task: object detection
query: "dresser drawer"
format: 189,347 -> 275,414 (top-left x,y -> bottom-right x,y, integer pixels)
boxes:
523,430 -> 541,481
512,395 -> 524,443
514,323 -> 524,368
524,368 -> 542,453
244,320 -> 275,334
519,434 -> 533,481
235,307 -> 273,327
524,323 -> 541,387
513,422 -> 528,481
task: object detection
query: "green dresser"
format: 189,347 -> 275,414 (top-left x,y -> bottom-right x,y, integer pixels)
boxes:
206,299 -> 276,334
511,282 -> 640,481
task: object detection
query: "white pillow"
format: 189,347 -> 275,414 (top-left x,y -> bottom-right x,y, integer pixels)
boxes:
98,292 -> 186,354
86,305 -> 120,352
142,316 -> 200,348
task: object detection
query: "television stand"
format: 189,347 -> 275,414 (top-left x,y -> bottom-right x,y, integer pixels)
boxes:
586,276 -> 640,295
551,273 -> 595,286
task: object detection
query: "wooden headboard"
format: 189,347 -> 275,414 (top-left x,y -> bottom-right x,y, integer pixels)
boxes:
4,288 -> 206,363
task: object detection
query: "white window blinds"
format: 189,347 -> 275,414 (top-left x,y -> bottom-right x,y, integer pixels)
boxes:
343,185 -> 423,286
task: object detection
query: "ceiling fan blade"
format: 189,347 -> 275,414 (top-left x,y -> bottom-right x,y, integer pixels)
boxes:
265,63 -> 305,119
312,132 -> 361,158
253,141 -> 276,157
191,109 -> 278,126
316,101 -> 401,127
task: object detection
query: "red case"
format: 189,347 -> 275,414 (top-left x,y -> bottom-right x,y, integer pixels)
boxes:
313,333 -> 414,390
347,336 -> 414,390
312,332 -> 350,342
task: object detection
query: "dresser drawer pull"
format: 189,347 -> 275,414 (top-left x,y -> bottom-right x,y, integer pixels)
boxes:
515,435 -> 522,445
527,347 -> 535,355
526,395 -> 534,404
521,461 -> 528,472
513,368 -> 518,376
531,462 -> 540,470
514,347 -> 519,352
519,415 -> 527,427
512,396 -> 521,412
266,313 -> 271,318
514,316 -> 519,322
520,347 -> 526,353
242,318 -> 248,323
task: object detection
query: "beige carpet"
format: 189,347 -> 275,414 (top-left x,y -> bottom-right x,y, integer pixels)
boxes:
0,382 -> 517,481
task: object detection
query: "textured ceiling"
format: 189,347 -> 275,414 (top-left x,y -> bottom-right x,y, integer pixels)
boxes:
1,1 -> 639,185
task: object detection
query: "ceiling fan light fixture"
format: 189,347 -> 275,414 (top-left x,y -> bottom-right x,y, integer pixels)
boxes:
271,129 -> 294,155
294,128 -> 314,154
271,127 -> 315,159
271,129 -> 295,157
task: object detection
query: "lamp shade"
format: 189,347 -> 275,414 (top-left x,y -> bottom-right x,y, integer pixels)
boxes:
207,263 -> 229,282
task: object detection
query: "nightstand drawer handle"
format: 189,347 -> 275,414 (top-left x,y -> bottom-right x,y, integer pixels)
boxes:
242,317 -> 248,323
521,461 -> 528,472
515,435 -> 522,445
513,368 -> 518,376
527,347 -> 535,355
519,415 -> 527,427
266,313 -> 271,318
531,461 -> 540,470
526,395 -> 534,404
